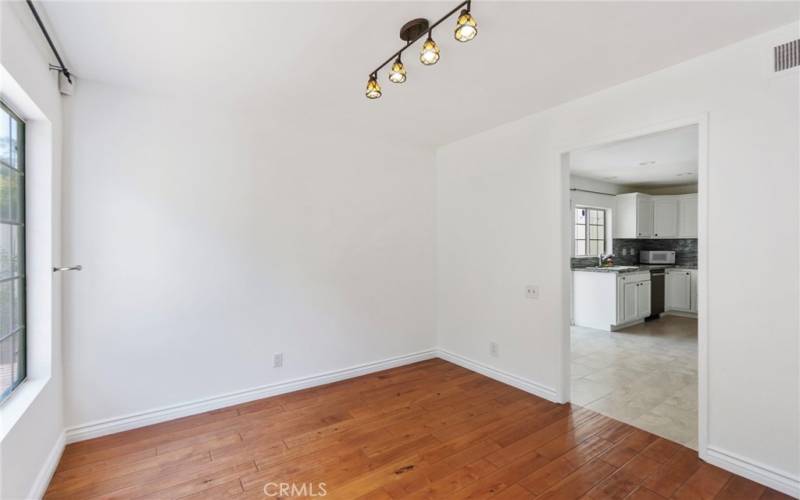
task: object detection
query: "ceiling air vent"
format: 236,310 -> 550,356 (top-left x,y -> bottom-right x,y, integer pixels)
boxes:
774,39 -> 799,72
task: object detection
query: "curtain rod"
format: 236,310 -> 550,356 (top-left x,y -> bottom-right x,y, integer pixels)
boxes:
26,0 -> 72,84
570,188 -> 616,196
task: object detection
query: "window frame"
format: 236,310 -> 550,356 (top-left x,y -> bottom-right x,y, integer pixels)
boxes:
574,206 -> 607,257
0,99 -> 27,404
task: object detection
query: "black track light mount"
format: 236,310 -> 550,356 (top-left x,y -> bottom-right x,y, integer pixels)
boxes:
367,0 -> 471,80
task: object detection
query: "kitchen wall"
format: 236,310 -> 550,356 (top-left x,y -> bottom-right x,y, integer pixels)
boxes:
613,238 -> 698,266
436,22 -> 799,493
61,80 -> 437,432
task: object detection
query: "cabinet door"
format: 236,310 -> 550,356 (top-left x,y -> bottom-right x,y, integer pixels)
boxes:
636,196 -> 654,238
637,281 -> 652,318
666,271 -> 691,311
653,197 -> 679,238
689,270 -> 698,313
614,195 -> 637,239
623,281 -> 639,322
679,195 -> 698,238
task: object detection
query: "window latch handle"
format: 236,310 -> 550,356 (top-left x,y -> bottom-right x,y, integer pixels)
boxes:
53,265 -> 82,272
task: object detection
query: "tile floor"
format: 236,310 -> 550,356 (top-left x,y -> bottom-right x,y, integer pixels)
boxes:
571,315 -> 698,449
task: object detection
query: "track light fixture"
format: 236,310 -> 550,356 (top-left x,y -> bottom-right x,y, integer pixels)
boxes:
389,55 -> 407,83
454,9 -> 478,42
420,35 -> 440,65
365,74 -> 382,99
364,0 -> 477,99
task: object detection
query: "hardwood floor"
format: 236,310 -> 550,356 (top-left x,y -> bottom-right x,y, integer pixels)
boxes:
45,359 -> 789,499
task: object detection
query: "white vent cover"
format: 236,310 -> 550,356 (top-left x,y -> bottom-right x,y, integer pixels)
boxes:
774,39 -> 799,72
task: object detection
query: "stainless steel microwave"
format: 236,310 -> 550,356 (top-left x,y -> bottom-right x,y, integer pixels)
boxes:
640,250 -> 676,264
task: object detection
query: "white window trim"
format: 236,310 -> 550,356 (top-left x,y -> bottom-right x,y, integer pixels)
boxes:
0,64 -> 54,441
571,204 -> 613,258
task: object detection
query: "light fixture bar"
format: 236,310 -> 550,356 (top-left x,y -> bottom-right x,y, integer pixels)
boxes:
368,0 -> 470,79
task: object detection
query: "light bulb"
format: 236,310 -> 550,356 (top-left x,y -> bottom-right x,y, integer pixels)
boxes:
389,56 -> 406,83
420,35 -> 440,65
365,76 -> 381,99
454,9 -> 477,42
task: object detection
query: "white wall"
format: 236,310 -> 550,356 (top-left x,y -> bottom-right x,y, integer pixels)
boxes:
0,2 -> 64,499
437,22 -> 799,493
61,80 -> 436,429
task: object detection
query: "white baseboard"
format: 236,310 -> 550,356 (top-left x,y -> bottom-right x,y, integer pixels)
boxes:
704,446 -> 800,498
662,310 -> 698,319
436,349 -> 559,402
65,349 -> 437,444
26,430 -> 65,500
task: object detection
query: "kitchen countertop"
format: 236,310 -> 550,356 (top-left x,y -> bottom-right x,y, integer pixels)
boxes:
573,264 -> 698,273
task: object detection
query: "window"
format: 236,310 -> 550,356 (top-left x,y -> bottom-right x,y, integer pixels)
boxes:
575,207 -> 606,256
0,101 -> 25,403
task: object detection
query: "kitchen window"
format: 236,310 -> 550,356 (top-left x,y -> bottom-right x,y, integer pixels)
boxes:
0,101 -> 26,403
575,207 -> 606,257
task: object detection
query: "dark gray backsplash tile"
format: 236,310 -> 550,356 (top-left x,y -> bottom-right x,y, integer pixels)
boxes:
612,239 -> 697,266
571,257 -> 599,268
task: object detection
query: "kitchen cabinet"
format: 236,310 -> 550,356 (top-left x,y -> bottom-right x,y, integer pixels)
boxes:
615,192 -> 697,239
620,281 -> 638,323
678,194 -> 698,238
615,193 -> 653,239
653,197 -> 679,238
636,196 -> 654,238
637,280 -> 652,318
666,268 -> 697,312
616,272 -> 651,325
573,270 -> 651,330
689,269 -> 698,313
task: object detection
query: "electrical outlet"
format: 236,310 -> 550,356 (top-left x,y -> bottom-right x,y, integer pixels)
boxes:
525,285 -> 539,299
273,353 -> 283,368
490,342 -> 499,357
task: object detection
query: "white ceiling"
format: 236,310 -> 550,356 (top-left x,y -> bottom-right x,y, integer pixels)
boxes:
570,125 -> 699,187
41,1 -> 800,148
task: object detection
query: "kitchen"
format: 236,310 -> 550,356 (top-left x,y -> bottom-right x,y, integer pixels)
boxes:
567,125 -> 700,449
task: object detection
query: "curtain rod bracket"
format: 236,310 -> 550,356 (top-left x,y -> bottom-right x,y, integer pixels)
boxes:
27,0 -> 73,85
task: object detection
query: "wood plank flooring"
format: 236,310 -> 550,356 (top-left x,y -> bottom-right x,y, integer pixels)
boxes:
45,359 -> 790,499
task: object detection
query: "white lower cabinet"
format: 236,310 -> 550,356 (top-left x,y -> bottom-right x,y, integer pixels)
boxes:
637,280 -> 652,318
616,272 -> 651,326
666,268 -> 697,313
573,270 -> 652,331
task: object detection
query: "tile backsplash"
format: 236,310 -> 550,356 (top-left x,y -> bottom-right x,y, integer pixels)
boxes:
571,239 -> 698,268
571,257 -> 600,268
613,239 -> 698,266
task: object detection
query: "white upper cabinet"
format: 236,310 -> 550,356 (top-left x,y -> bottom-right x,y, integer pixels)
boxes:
636,196 -> 654,238
678,194 -> 698,238
615,193 -> 653,239
653,197 -> 679,239
615,192 -> 696,239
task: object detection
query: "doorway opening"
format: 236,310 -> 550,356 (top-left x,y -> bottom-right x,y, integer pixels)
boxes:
562,121 -> 706,451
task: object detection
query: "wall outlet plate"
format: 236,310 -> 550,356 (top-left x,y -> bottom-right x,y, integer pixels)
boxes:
490,342 -> 499,357
525,285 -> 539,299
273,353 -> 283,368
